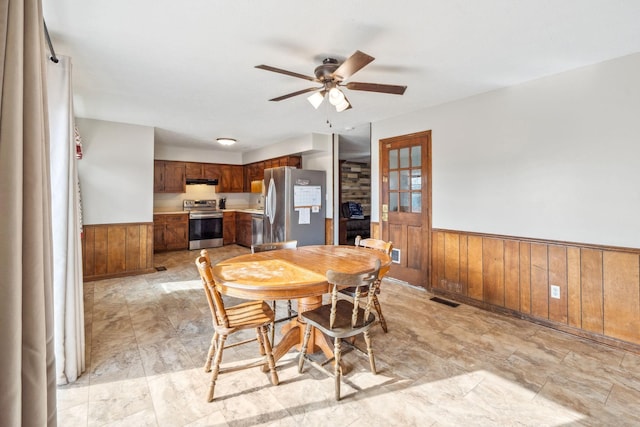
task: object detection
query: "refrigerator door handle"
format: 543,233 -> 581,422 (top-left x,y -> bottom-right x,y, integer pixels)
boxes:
266,177 -> 277,224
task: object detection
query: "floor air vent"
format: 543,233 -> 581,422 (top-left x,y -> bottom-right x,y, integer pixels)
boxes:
430,297 -> 460,308
155,266 -> 167,271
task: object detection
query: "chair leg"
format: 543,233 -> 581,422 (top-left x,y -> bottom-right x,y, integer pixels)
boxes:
255,327 -> 266,356
373,294 -> 388,333
204,331 -> 218,372
287,299 -> 293,318
260,325 -> 279,386
298,324 -> 312,373
207,334 -> 226,402
334,336 -> 342,401
270,301 -> 277,344
363,330 -> 376,375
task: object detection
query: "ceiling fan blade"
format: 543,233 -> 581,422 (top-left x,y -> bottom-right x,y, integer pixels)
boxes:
269,87 -> 323,102
345,81 -> 407,95
255,64 -> 318,82
332,50 -> 375,81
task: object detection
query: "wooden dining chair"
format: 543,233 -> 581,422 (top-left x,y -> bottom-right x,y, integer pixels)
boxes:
298,260 -> 381,401
251,240 -> 298,343
195,251 -> 279,402
339,236 -> 392,332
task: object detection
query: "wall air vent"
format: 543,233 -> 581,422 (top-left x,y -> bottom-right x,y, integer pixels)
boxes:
391,248 -> 401,264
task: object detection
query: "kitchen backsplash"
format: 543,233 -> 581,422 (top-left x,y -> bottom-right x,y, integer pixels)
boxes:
153,184 -> 260,210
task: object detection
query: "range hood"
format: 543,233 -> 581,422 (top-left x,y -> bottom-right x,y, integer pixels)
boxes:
186,178 -> 219,185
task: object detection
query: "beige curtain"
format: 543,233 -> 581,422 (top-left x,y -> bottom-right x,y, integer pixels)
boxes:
0,0 -> 58,426
48,55 -> 85,385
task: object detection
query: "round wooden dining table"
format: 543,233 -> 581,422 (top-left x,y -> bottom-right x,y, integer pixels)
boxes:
211,245 -> 391,362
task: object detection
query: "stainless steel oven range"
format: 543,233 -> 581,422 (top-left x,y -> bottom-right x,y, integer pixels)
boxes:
183,199 -> 223,249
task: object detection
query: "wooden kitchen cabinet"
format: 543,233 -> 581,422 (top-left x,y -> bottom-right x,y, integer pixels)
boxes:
154,213 -> 189,251
243,161 -> 264,192
243,156 -> 301,191
219,165 -> 244,193
203,163 -> 221,181
286,155 -> 302,168
223,211 -> 236,245
154,160 -> 186,193
186,162 -> 222,181
235,212 -> 252,247
185,162 -> 204,179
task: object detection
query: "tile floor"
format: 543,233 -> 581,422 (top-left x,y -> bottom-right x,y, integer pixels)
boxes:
58,246 -> 640,426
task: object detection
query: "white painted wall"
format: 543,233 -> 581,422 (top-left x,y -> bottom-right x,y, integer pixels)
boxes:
242,132 -> 332,164
155,142 -> 242,164
76,118 -> 154,224
372,53 -> 640,248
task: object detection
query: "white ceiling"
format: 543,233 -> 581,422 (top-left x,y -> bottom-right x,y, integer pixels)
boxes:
44,0 -> 640,153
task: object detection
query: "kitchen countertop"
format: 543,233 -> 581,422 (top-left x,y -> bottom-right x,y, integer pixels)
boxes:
153,208 -> 263,215
153,209 -> 188,215
230,208 -> 264,215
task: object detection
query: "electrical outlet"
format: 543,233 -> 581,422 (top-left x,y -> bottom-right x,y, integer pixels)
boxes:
550,285 -> 560,299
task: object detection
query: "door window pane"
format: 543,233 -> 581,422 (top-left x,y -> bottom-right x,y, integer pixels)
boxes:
411,169 -> 421,190
400,147 -> 409,168
400,192 -> 410,212
389,149 -> 398,169
411,146 -> 421,167
389,171 -> 398,190
411,193 -> 422,213
400,170 -> 410,190
389,193 -> 398,212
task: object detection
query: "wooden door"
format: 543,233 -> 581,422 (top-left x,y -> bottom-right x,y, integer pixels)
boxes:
380,131 -> 431,287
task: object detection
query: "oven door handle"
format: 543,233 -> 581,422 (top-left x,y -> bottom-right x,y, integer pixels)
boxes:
189,213 -> 222,219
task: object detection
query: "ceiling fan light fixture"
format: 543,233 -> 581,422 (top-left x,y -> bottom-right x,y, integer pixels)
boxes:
217,138 -> 236,146
307,92 -> 324,109
328,87 -> 345,106
335,99 -> 350,112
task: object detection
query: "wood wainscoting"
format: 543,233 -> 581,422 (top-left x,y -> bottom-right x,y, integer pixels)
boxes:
325,218 -> 333,245
82,223 -> 155,281
371,221 -> 380,240
431,229 -> 640,350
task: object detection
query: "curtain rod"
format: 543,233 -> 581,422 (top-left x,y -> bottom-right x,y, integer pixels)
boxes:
43,19 -> 59,63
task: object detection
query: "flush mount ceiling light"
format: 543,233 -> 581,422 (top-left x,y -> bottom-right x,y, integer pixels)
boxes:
217,138 -> 236,146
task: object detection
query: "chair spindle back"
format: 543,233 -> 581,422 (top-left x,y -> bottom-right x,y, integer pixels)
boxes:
196,253 -> 229,328
326,259 -> 381,329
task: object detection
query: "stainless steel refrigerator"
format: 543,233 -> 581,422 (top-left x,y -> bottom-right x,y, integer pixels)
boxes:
264,167 -> 326,246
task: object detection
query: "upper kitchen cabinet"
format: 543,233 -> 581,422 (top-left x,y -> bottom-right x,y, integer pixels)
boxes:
243,161 -> 264,192
243,156 -> 302,191
154,160 -> 185,193
284,155 -> 302,168
186,162 -> 222,181
203,163 -> 222,181
185,162 -> 206,179
219,165 -> 244,193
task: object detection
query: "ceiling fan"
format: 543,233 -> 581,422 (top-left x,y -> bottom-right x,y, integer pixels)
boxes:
255,50 -> 407,112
